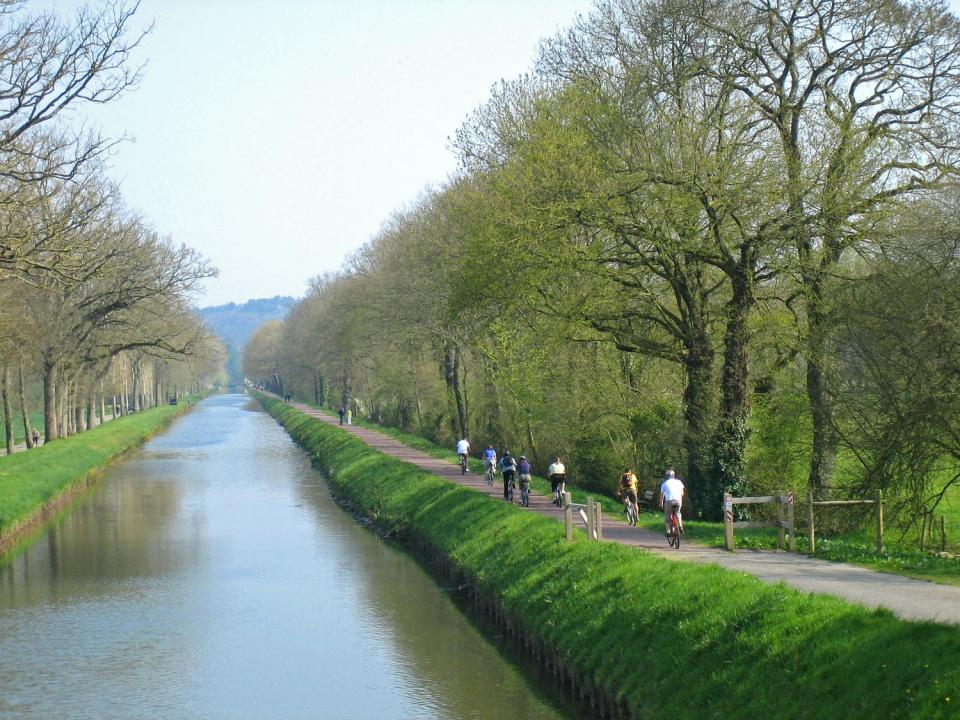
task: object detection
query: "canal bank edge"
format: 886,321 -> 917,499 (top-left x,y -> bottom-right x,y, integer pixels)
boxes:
256,393 -> 960,720
0,394 -> 207,559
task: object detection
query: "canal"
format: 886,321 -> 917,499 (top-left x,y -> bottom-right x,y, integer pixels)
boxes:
0,394 -> 576,719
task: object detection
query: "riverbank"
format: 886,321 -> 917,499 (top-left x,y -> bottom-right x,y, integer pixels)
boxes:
0,395 -> 204,557
258,393 -> 959,720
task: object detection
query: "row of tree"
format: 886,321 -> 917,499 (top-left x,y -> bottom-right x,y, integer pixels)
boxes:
245,0 -> 960,535
0,2 -> 224,451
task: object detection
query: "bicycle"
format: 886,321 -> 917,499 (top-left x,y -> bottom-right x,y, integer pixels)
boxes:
484,462 -> 496,486
666,503 -> 681,548
550,476 -> 566,507
620,494 -> 638,526
506,475 -> 516,503
519,476 -> 531,507
458,453 -> 468,475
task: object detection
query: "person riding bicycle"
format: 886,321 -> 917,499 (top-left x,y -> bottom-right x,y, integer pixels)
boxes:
659,468 -> 685,537
616,468 -> 639,519
482,445 -> 498,478
517,455 -> 532,498
499,451 -> 517,500
548,457 -> 566,506
456,436 -> 470,472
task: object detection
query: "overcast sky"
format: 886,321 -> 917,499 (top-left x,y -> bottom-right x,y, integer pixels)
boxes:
74,0 -> 592,307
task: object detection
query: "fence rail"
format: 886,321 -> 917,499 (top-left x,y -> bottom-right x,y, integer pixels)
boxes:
564,493 -> 602,542
724,492 -> 795,552
807,490 -> 883,554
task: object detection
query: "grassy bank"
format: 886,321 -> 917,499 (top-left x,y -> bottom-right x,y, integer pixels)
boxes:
259,394 -> 959,720
0,395 -> 202,541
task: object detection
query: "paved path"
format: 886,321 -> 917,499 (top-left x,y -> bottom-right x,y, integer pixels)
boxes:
285,400 -> 960,625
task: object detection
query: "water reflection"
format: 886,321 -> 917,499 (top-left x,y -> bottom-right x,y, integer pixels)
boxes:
0,394 -> 574,720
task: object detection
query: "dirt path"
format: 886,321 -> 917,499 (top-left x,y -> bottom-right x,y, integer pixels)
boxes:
286,400 -> 960,625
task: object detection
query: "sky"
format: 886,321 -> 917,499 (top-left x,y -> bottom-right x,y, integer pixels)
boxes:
69,0 -> 593,307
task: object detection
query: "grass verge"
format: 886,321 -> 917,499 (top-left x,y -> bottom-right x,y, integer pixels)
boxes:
0,395 -> 203,542
259,394 -> 960,720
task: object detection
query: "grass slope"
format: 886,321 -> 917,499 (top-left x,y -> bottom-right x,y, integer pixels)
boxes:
0,396 -> 200,535
259,395 -> 960,720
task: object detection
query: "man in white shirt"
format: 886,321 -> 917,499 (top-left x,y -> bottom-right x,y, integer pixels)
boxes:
455,437 -> 470,472
659,468 -> 685,535
547,457 -> 566,506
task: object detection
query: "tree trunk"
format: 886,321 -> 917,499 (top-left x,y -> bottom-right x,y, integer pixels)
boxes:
712,261 -> 755,511
43,359 -> 58,443
2,365 -> 14,454
682,345 -> 715,517
444,345 -> 468,439
17,359 -> 33,449
806,310 -> 836,498
340,368 -> 352,416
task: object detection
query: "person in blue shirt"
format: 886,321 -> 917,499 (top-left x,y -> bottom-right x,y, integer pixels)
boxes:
482,444 -> 498,483
499,451 -> 517,500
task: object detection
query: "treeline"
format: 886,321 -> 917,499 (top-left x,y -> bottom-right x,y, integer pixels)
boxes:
0,3 -> 224,452
245,0 -> 960,534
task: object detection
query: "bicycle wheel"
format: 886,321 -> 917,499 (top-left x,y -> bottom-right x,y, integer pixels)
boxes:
669,514 -> 680,548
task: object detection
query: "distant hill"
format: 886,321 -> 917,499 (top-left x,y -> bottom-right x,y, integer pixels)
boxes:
199,296 -> 297,382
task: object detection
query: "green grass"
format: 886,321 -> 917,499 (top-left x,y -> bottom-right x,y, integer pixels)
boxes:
0,396 -> 201,536
260,394 -> 960,720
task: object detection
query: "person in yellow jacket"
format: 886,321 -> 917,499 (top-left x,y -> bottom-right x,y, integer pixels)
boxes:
616,468 -> 639,523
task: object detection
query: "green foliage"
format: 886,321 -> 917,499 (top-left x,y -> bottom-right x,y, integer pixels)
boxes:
260,394 -> 960,720
570,426 -> 627,494
628,402 -> 685,482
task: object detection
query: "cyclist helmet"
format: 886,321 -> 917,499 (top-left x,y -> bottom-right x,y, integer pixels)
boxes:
665,468 -> 675,478
519,455 -> 526,460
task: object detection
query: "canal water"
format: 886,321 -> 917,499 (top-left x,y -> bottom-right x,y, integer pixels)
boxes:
0,394 -> 575,720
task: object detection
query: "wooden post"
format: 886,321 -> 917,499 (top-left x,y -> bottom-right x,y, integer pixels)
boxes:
875,489 -> 884,553
777,490 -> 785,551
564,504 -> 573,542
807,490 -> 815,555
587,496 -> 595,542
920,508 -> 928,550
563,491 -> 571,510
724,493 -> 734,551
595,503 -> 603,542
787,493 -> 796,552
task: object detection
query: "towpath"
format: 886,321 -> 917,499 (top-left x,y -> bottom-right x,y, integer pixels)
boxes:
283,399 -> 960,625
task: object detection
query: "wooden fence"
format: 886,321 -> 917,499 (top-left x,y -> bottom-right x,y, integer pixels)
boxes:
563,493 -> 602,542
724,492 -> 795,551
807,489 -> 884,554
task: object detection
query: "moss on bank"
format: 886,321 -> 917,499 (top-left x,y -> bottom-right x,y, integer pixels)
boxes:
0,395 -> 203,542
258,394 -> 959,720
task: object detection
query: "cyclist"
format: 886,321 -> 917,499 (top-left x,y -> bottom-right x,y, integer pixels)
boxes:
659,468 -> 685,537
616,468 -> 639,522
499,451 -> 517,500
547,457 -> 566,506
517,455 -> 532,505
455,436 -> 470,473
482,444 -> 498,481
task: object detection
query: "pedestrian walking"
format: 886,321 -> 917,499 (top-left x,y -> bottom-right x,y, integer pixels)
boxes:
346,408 -> 352,426
31,428 -> 40,447
338,407 -> 345,425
